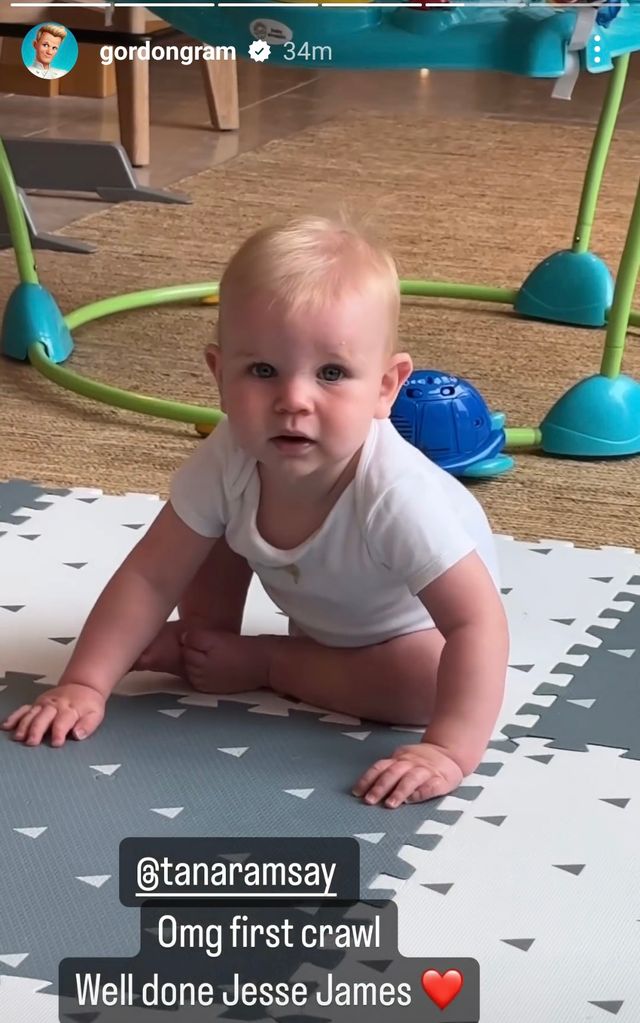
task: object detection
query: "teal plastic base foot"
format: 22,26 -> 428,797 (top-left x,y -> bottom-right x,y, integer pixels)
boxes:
460,453 -> 515,479
515,250 -> 614,327
541,374 -> 640,457
1,282 -> 73,363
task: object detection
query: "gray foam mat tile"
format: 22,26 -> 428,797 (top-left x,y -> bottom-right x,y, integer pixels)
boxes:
505,577 -> 640,757
0,479 -> 70,527
1,675 -> 480,989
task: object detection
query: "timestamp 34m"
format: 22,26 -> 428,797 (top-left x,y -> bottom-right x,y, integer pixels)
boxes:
284,41 -> 333,62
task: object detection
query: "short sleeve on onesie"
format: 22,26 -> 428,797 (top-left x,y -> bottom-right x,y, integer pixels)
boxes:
357,419 -> 485,596
364,474 -> 476,595
169,417 -> 247,538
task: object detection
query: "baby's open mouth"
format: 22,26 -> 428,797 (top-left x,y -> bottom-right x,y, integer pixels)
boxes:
271,435 -> 315,449
273,434 -> 313,443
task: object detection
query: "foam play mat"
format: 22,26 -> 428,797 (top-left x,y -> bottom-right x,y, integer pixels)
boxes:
1,480 -> 640,1020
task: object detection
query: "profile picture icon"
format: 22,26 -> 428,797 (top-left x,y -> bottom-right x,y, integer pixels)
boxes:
22,22 -> 78,80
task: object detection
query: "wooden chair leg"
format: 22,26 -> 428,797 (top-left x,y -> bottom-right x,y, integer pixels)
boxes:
115,54 -> 150,166
200,58 -> 239,131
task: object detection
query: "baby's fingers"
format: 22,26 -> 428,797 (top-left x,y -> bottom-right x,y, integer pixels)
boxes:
1,704 -> 34,730
50,706 -> 83,747
351,758 -> 395,798
397,771 -> 452,806
15,704 -> 57,745
71,708 -> 104,742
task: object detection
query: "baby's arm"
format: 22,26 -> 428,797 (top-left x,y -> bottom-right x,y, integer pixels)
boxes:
2,504 -> 218,746
418,551 -> 508,773
354,551 -> 508,807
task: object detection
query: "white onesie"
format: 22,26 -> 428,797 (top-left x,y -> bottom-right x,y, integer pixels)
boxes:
170,417 -> 499,648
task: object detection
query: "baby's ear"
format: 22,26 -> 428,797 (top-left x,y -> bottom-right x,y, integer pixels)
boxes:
205,343 -> 221,378
376,352 -> 413,418
205,344 -> 224,405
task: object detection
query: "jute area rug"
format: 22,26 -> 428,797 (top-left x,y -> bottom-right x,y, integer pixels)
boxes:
2,113 -> 640,549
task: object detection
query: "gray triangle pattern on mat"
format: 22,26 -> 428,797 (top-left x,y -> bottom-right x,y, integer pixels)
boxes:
1,671 -> 45,685
588,1001 -> 623,1015
473,761 -> 503,776
501,938 -> 535,951
360,960 -> 394,973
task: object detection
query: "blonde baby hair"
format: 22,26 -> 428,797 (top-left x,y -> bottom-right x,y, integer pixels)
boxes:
218,211 -> 401,349
36,23 -> 67,42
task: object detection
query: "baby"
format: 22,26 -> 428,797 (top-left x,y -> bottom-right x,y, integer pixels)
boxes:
2,214 -> 509,809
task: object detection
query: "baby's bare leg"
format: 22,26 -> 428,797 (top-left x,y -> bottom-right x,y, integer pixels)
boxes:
133,538 -> 252,674
270,629 -> 444,725
182,628 -> 444,726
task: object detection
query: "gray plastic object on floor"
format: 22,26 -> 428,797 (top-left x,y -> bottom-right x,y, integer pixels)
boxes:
0,137 -> 190,254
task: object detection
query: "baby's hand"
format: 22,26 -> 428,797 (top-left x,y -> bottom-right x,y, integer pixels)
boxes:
352,742 -> 464,809
1,682 -> 106,747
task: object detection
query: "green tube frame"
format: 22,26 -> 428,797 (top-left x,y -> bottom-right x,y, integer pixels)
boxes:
25,278 -> 519,428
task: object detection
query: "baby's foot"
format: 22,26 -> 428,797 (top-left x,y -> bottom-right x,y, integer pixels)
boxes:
133,621 -> 184,677
182,628 -> 272,693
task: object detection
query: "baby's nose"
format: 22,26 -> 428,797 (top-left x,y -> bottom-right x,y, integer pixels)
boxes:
275,377 -> 313,412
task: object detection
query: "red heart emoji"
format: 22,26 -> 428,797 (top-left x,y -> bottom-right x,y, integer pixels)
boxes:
421,968 -> 464,1009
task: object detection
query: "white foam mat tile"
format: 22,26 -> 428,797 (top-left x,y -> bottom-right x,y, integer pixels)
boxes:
2,491 -> 639,721
0,491 -> 282,675
394,737 -> 640,1021
0,977 -> 58,1023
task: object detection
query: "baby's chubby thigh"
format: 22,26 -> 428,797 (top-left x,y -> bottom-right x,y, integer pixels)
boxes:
350,627 -> 445,725
279,624 -> 444,727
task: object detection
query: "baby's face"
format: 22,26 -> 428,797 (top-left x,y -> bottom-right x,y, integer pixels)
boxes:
210,286 -> 410,482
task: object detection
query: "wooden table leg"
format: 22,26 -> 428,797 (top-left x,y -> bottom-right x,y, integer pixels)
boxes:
113,5 -> 149,167
200,58 -> 239,131
114,54 -> 150,167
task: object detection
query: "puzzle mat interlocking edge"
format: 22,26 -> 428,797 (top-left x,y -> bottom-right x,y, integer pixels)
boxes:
1,479 -> 640,1022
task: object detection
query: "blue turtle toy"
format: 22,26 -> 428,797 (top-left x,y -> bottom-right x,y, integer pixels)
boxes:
596,0 -> 622,28
390,370 -> 514,479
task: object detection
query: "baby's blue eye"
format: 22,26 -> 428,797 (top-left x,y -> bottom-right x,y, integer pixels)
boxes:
319,365 -> 344,382
251,363 -> 276,379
